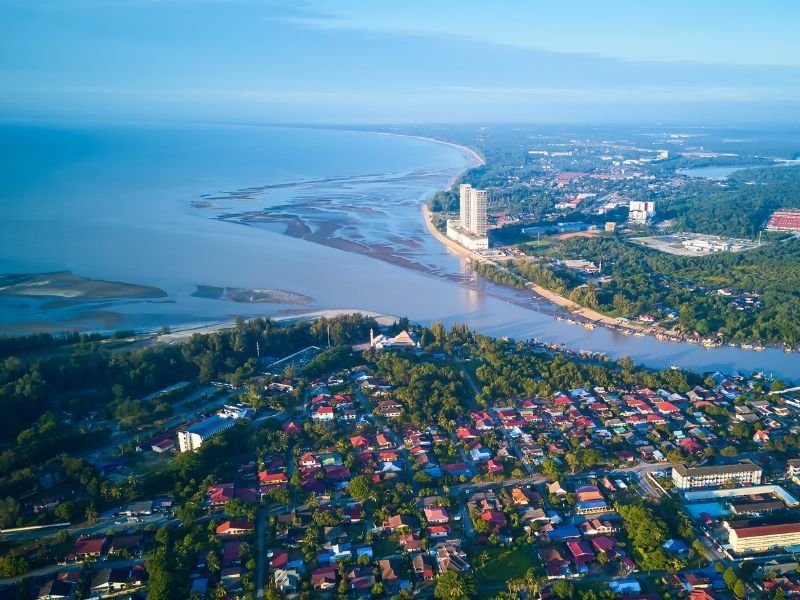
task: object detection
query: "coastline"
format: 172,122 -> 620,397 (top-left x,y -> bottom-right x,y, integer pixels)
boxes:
153,308 -> 399,344
416,140 -> 660,336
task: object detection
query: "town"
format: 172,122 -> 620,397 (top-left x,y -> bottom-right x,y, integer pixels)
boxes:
1,316 -> 799,599
424,127 -> 800,350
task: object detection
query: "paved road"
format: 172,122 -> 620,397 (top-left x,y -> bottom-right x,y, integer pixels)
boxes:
613,462 -> 676,498
255,507 -> 268,599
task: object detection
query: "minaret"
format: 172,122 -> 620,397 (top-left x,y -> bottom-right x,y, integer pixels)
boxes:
370,328 -> 374,347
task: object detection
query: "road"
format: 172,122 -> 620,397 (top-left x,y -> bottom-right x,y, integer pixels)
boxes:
255,507 -> 267,599
613,462 -> 676,498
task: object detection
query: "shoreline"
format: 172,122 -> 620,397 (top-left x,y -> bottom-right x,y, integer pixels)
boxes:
152,309 -> 400,343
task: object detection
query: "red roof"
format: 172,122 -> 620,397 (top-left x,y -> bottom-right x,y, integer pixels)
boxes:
216,520 -> 254,535
733,522 -> 800,538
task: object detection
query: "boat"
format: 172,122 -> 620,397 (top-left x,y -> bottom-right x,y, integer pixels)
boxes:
784,346 -> 794,353
583,322 -> 596,330
670,364 -> 680,371
742,343 -> 754,349
754,345 -> 765,351
634,331 -> 645,337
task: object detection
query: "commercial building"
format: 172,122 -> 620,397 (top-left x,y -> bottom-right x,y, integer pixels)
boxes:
628,200 -> 656,224
177,409 -> 250,452
725,521 -> 800,554
672,461 -> 762,490
446,184 -> 489,250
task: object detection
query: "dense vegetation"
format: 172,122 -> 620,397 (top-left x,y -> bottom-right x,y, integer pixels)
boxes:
0,315 -> 377,509
545,235 -> 800,344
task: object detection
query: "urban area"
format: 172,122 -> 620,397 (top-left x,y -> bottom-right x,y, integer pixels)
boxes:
0,312 -> 799,600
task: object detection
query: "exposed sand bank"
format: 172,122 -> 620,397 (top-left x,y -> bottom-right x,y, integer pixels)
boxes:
0,272 -> 167,300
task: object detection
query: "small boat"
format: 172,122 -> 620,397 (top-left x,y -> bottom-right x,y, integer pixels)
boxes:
583,323 -> 596,330
634,331 -> 645,337
670,364 -> 680,371
754,345 -> 765,351
742,343 -> 754,349
784,346 -> 793,353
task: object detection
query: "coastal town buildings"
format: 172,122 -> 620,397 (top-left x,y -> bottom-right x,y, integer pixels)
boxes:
177,406 -> 252,452
671,461 -> 763,490
724,521 -> 800,554
628,199 -> 656,224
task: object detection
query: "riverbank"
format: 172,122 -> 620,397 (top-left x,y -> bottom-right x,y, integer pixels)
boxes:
153,308 -> 399,344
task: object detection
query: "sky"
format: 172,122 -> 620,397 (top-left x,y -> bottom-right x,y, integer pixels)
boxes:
1,0 -> 799,125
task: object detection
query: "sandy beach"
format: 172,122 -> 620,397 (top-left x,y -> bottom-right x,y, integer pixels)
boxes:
153,308 -> 399,344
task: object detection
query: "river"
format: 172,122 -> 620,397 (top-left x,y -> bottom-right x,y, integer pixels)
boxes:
0,121 -> 798,378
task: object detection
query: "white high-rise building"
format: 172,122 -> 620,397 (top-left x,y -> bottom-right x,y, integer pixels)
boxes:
459,184 -> 488,235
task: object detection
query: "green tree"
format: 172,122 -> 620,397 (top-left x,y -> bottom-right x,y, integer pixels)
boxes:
551,580 -> 575,599
347,474 -> 378,502
434,571 -> 476,600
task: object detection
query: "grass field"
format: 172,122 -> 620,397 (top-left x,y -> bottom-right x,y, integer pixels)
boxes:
473,543 -> 543,587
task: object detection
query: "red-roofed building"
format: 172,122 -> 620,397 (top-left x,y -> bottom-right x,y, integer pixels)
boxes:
216,520 -> 254,536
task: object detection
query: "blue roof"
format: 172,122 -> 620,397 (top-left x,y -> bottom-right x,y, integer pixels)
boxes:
547,525 -> 580,539
186,415 -> 236,437
577,499 -> 608,510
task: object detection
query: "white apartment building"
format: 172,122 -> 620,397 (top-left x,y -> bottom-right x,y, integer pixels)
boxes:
671,461 -> 762,490
459,184 -> 488,236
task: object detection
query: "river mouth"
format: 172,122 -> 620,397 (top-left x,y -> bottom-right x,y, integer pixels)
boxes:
0,122 -> 798,377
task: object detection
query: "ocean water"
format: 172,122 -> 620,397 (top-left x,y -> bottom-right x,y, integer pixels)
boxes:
1,121 -> 799,378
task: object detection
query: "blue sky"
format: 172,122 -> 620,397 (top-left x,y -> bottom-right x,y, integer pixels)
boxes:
1,0 -> 799,124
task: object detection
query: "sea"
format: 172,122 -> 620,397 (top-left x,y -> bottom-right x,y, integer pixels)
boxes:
1,121 -> 799,378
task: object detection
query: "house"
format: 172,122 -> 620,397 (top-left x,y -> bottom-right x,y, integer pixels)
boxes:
216,520 -> 254,536
427,525 -> 451,538
312,406 -> 334,421
379,558 -> 401,589
311,566 -> 337,591
223,541 -> 244,566
259,471 -> 288,486
485,459 -> 504,474
66,537 -> 105,561
347,566 -> 376,591
107,534 -> 143,556
399,533 -> 424,552
469,445 -> 492,462
435,541 -> 470,573
375,433 -> 393,449
412,553 -> 436,580
377,400 -> 403,418
273,568 -> 299,594
382,514 -> 417,532
151,439 -> 175,453
424,506 -> 450,524
37,579 -> 75,599
753,430 -> 770,445
89,568 -> 134,596
511,488 -> 530,506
